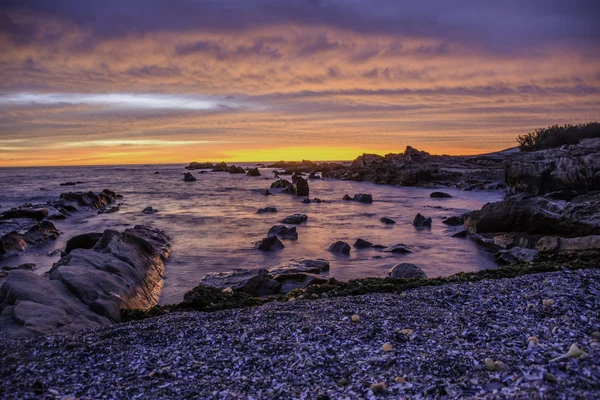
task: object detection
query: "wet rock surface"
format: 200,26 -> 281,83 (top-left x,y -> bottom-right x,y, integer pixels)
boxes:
255,235 -> 285,251
267,225 -> 298,240
328,241 -> 351,254
388,263 -> 427,279
2,269 -> 598,399
0,225 -> 170,337
199,268 -> 281,297
280,214 -> 308,224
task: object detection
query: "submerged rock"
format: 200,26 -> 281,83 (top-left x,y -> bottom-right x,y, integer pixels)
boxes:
354,238 -> 374,249
268,225 -> 298,240
328,241 -> 351,254
280,214 -> 308,224
380,217 -> 396,224
388,263 -> 427,279
199,268 -> 281,297
257,206 -> 277,214
183,172 -> 197,182
255,235 -> 285,251
343,193 -> 373,203
383,244 -> 412,253
413,213 -> 432,227
142,206 -> 157,214
430,192 -> 453,198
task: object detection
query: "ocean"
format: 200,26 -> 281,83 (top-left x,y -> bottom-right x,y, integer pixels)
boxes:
0,163 -> 504,304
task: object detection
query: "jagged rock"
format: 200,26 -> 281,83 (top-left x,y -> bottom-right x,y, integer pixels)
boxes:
185,162 -> 214,170
292,176 -> 309,197
183,172 -> 196,182
280,214 -> 308,224
413,213 -> 432,227
504,138 -> 600,195
380,217 -> 396,224
388,263 -> 427,279
465,192 -> 600,236
343,193 -> 373,203
328,241 -> 351,254
0,225 -> 170,337
228,165 -> 245,174
271,179 -> 292,190
430,192 -> 452,198
255,236 -> 285,251
247,167 -> 261,177
383,244 -> 412,253
495,247 -> 539,264
257,207 -> 277,214
63,232 -> 102,256
0,221 -> 60,259
443,216 -> 464,226
199,268 -> 281,296
142,207 -> 157,214
212,162 -> 229,172
354,238 -> 374,249
268,225 -> 298,240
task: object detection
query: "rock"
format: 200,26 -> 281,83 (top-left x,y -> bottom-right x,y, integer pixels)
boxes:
536,235 -> 600,254
383,244 -> 412,253
1,208 -> 48,221
413,213 -> 432,227
0,225 -> 170,337
63,232 -> 103,256
308,172 -> 321,179
185,162 -> 214,170
97,205 -> 120,214
495,247 -> 540,264
280,214 -> 308,224
255,236 -> 285,251
271,273 -> 327,294
59,181 -> 83,186
544,190 -> 579,202
504,138 -> 600,195
465,192 -> 600,236
53,189 -> 117,212
449,228 -> 468,238
228,165 -> 246,174
268,225 -> 298,240
271,179 -> 292,191
199,268 -> 281,296
292,176 -> 309,197
388,263 -> 427,279
0,221 -> 60,259
183,172 -> 196,182
343,193 -> 373,203
353,238 -> 373,249
142,207 -> 157,214
211,162 -> 229,172
442,216 -> 464,226
262,189 -> 272,196
246,167 -> 261,177
380,217 -> 396,224
257,207 -> 277,214
328,241 -> 351,254
268,259 -> 330,276
430,192 -> 452,198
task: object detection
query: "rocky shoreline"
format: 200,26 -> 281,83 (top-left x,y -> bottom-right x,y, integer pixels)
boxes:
1,268 -> 598,399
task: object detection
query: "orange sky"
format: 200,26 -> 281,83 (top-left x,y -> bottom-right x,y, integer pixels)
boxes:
1,4 -> 599,167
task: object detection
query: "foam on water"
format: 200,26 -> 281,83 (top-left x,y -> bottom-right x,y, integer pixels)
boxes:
0,164 -> 504,304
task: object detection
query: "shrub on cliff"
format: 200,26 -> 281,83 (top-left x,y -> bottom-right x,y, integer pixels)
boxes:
517,122 -> 600,151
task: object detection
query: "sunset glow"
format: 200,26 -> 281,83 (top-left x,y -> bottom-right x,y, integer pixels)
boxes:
1,1 -> 599,166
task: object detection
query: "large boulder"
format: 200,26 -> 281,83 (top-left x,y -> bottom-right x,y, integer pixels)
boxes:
0,221 -> 60,259
229,165 -> 246,174
465,192 -> 600,237
354,238 -> 374,249
442,216 -> 464,226
183,172 -> 196,182
255,235 -> 285,251
536,235 -> 600,254
1,208 -> 48,221
268,259 -> 330,276
0,225 -> 170,337
388,263 -> 427,279
271,179 -> 293,190
292,176 -> 310,197
413,213 -> 432,227
268,225 -> 298,240
199,268 -> 281,296
328,241 -> 350,254
504,138 -> 600,195
247,167 -> 261,177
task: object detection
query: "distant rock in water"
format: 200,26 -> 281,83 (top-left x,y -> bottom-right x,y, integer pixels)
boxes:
268,225 -> 298,240
183,172 -> 196,182
0,225 -> 170,337
262,189 -> 272,196
292,175 -> 310,197
228,165 -> 246,174
388,263 -> 427,279
308,172 -> 321,179
60,181 -> 83,186
271,179 -> 292,190
430,192 -> 452,198
255,235 -> 285,251
413,213 -> 432,227
302,198 -> 326,204
142,207 -> 157,215
380,217 -> 396,224
257,206 -> 277,214
443,216 -> 464,226
247,167 -> 261,177
343,193 -> 373,203
383,244 -> 412,253
199,268 -> 281,297
328,241 -> 350,254
354,238 -> 373,249
186,162 -> 214,170
211,162 -> 229,172
280,214 -> 308,224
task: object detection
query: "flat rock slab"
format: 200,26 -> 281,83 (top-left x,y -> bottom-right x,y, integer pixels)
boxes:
200,268 -> 281,297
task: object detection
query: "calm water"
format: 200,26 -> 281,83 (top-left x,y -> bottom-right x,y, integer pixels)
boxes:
0,164 -> 504,304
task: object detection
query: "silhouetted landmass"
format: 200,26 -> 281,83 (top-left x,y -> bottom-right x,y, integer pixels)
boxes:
517,122 -> 600,151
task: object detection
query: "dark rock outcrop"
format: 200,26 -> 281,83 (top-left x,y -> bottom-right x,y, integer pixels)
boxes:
184,172 -> 197,182
443,216 -> 464,226
0,225 -> 170,337
280,214 -> 308,224
380,217 -> 396,224
1,208 -> 48,221
186,162 -> 214,170
536,235 -> 600,255
388,263 -> 427,279
495,247 -> 539,264
229,165 -> 246,174
268,259 -> 330,276
247,167 -> 261,177
271,179 -> 293,191
255,236 -> 285,251
142,207 -> 157,214
63,232 -> 103,256
354,238 -> 373,249
383,244 -> 412,253
0,221 -> 60,259
257,206 -> 277,214
268,225 -> 298,240
413,213 -> 432,227
504,138 -> 600,195
199,269 -> 281,297
328,241 -> 350,254
292,175 -> 309,197
430,192 -> 453,198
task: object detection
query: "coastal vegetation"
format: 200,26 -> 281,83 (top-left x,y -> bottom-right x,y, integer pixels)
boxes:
517,122 -> 600,151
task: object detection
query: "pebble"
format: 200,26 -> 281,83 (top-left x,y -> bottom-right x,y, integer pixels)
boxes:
351,314 -> 360,322
381,343 -> 393,352
484,358 -> 496,371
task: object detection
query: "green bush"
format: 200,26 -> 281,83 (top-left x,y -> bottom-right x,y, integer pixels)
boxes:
517,122 -> 600,151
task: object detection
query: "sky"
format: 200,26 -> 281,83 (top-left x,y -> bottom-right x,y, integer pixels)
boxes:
0,0 -> 599,166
